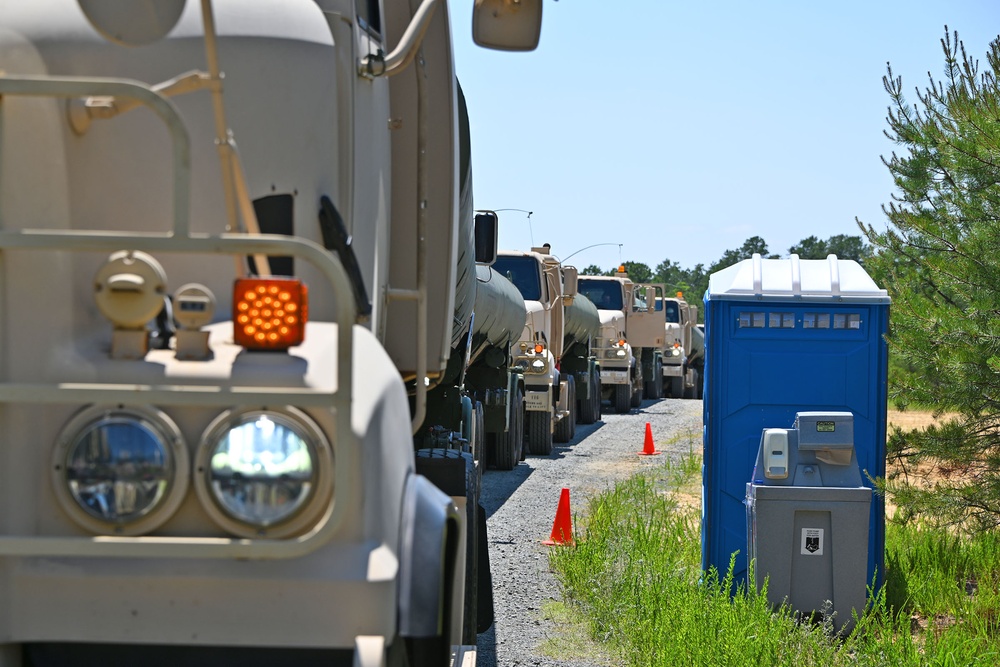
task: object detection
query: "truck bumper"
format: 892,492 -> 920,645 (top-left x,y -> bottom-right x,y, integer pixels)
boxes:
599,365 -> 630,385
1,541 -> 398,651
662,363 -> 683,377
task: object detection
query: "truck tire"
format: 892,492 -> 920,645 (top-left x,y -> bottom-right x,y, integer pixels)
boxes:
684,378 -> 695,399
473,401 -> 485,483
644,358 -> 663,400
525,409 -> 553,455
577,369 -> 599,424
670,376 -> 683,398
613,383 -> 630,413
695,370 -> 703,400
554,375 -> 576,443
491,388 -> 522,471
593,368 -> 602,421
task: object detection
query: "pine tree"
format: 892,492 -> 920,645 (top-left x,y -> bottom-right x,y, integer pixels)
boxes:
860,28 -> 1000,530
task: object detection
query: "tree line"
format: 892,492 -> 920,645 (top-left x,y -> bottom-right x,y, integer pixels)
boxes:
579,233 -> 871,315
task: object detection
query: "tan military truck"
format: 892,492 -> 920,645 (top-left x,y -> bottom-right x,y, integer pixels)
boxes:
578,269 -> 643,413
0,1 -> 543,665
658,292 -> 704,399
493,245 -> 601,456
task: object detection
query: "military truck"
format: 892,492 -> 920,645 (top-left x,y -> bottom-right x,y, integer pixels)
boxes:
419,210 -> 526,472
0,1 -> 543,665
578,269 -> 643,413
658,292 -> 705,399
493,246 -> 601,457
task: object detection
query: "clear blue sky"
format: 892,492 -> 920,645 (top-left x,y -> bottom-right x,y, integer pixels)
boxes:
450,1 -> 999,272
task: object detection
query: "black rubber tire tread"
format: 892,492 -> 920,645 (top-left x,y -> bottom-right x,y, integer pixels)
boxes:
554,376 -> 575,443
525,409 -> 553,455
613,383 -> 630,413
630,383 -> 643,408
473,401 -> 485,483
492,390 -> 520,470
595,369 -> 603,420
670,376 -> 684,398
695,370 -> 703,399
578,370 -> 598,424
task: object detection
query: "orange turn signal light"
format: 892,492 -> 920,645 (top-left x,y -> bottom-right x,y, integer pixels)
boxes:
533,343 -> 545,354
233,277 -> 308,350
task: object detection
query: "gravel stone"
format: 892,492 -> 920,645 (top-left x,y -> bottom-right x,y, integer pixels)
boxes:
476,397 -> 704,666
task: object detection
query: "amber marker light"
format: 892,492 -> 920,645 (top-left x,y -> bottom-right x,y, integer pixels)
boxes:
233,277 -> 308,350
533,343 -> 544,354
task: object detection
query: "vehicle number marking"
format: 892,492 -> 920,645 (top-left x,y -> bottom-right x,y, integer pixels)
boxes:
601,370 -> 628,384
525,391 -> 548,411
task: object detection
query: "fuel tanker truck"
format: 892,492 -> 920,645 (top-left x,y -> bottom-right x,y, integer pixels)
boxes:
0,1 -> 543,666
494,246 -> 600,456
418,209 -> 526,474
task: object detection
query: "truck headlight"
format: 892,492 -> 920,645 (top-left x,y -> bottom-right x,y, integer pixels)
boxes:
514,358 -> 530,372
52,405 -> 188,535
195,407 -> 333,538
528,358 -> 548,374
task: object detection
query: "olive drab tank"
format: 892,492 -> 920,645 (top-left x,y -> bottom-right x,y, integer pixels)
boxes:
472,264 -> 527,355
563,293 -> 600,352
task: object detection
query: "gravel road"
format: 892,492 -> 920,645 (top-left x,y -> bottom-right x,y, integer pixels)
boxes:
476,396 -> 704,666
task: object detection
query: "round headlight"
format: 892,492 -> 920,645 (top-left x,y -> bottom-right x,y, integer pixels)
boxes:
514,358 -> 530,372
195,407 -> 333,538
531,358 -> 546,372
672,348 -> 682,356
52,405 -> 188,535
616,349 -> 627,358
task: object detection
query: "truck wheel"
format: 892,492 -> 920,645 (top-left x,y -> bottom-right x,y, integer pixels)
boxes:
670,376 -> 683,398
491,390 -> 521,470
630,386 -> 643,408
613,383 -> 630,413
554,376 -> 576,443
578,370 -> 598,424
473,401 -> 485,483
644,359 -> 663,399
513,385 -> 526,461
525,409 -> 553,455
684,378 -> 695,399
594,369 -> 603,420
695,370 -> 703,399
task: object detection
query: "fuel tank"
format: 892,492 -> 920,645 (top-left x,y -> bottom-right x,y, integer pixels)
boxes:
471,264 -> 527,354
563,293 -> 600,352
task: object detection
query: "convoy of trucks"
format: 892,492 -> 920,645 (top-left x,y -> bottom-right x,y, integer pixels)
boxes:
493,245 -> 601,457
0,1 -> 708,665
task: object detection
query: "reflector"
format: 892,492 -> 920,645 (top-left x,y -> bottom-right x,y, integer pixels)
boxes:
233,278 -> 307,350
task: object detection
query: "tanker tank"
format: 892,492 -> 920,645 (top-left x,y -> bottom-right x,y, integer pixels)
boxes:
470,264 -> 527,361
562,293 -> 600,355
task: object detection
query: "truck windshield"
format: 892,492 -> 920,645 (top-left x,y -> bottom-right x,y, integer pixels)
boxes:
659,300 -> 680,323
578,279 -> 623,310
493,255 -> 542,301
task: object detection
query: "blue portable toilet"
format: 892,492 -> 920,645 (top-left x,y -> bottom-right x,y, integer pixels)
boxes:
702,254 -> 890,589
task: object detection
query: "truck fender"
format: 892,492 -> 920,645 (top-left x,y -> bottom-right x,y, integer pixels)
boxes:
397,472 -> 461,638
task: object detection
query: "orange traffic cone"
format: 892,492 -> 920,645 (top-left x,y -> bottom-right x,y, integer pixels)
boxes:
542,488 -> 575,546
638,422 -> 660,456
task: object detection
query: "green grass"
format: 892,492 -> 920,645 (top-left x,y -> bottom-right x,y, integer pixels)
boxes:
548,457 -> 1000,666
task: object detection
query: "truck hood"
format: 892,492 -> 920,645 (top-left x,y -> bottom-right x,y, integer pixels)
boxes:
598,310 -> 626,339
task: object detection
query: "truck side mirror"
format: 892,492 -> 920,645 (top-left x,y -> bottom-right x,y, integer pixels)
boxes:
474,211 -> 498,265
562,266 -> 578,299
472,0 -> 543,52
645,286 -> 656,308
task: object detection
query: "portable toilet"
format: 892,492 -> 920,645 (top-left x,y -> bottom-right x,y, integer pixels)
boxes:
702,254 -> 890,590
